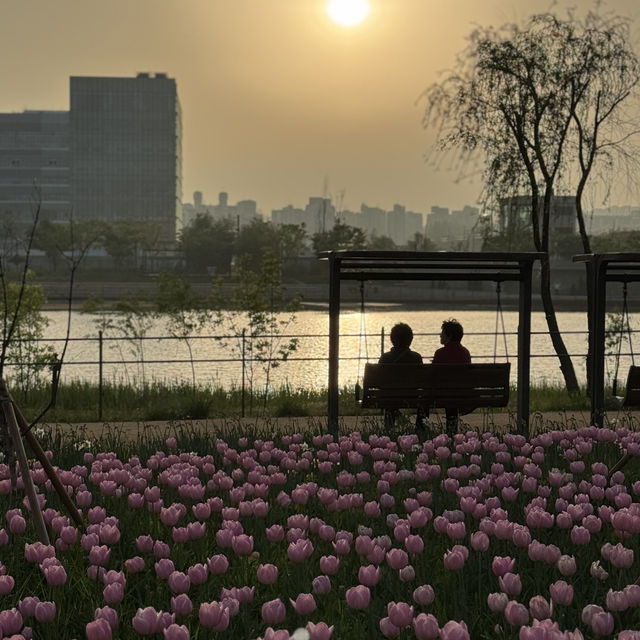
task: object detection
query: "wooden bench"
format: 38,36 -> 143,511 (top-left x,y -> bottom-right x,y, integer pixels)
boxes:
360,362 -> 511,412
619,365 -> 640,408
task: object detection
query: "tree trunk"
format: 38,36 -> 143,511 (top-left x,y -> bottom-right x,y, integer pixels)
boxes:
539,253 -> 580,393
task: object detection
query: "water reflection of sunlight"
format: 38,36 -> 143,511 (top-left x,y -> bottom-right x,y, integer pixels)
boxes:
37,309 -> 640,391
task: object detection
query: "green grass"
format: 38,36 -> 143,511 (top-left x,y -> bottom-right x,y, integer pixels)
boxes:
7,378 -> 629,424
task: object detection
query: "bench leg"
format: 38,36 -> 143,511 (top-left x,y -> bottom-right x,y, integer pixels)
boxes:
445,409 -> 459,436
384,409 -> 398,431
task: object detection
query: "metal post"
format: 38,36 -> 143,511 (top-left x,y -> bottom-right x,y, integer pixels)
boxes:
241,328 -> 246,418
517,260 -> 533,437
328,254 -> 341,435
98,330 -> 103,421
380,326 -> 385,358
592,256 -> 607,427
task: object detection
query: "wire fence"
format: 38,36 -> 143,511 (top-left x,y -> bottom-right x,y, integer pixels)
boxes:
4,326 -> 638,408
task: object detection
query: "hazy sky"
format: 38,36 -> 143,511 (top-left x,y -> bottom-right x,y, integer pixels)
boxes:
2,0 -> 640,216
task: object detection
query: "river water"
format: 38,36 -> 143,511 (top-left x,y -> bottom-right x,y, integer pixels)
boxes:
30,308 -> 638,391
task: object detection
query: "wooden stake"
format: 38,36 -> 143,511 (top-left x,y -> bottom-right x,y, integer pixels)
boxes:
6,388 -> 84,528
0,378 -> 50,545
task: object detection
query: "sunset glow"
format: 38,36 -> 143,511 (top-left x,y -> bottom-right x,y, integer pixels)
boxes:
327,0 -> 370,27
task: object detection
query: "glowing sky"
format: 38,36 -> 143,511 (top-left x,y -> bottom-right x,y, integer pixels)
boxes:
2,0 -> 639,216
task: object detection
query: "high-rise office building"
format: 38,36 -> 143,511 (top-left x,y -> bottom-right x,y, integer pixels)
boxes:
0,110 -> 71,226
70,73 -> 182,241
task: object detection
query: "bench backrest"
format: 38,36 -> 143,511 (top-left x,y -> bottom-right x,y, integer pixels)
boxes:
361,362 -> 511,409
622,366 -> 640,408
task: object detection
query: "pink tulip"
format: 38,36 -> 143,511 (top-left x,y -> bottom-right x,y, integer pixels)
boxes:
94,606 -> 118,629
266,524 -> 285,542
43,564 -> 67,586
162,623 -> 189,640
606,588 -> 629,612
345,585 -> 370,609
413,613 -> 439,639
498,573 -> 522,596
358,564 -> 380,587
487,592 -> 508,613
439,620 -> 470,640
443,548 -> 466,571
0,574 -> 15,595
556,554 -> 577,576
387,601 -> 413,628
491,556 -> 515,577
404,534 -> 424,554
290,593 -> 316,615
257,563 -> 279,584
199,601 -> 230,631
386,548 -> 409,570
135,535 -> 154,553
319,555 -> 340,575
34,601 -> 56,623
528,595 -> 551,620
89,545 -> 111,566
19,596 -> 41,617
231,534 -> 254,555
504,600 -> 529,626
170,593 -> 193,617
306,621 -> 334,640
379,616 -> 401,638
470,531 -> 489,551
9,514 -> 27,534
207,554 -> 229,575
549,580 -> 574,606
413,584 -> 435,606
167,571 -> 190,595
155,559 -> 175,580
187,563 -> 208,585
132,606 -> 160,635
103,582 -> 124,604
312,575 -> 331,595
86,617 -> 112,640
125,556 -> 145,573
0,608 -> 23,634
261,598 -> 286,624
590,611 -> 614,636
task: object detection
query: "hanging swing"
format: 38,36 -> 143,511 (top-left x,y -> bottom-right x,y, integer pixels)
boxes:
354,279 -> 369,404
612,282 -> 640,407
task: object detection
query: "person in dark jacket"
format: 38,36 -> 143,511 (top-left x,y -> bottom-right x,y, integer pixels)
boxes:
379,323 -> 424,430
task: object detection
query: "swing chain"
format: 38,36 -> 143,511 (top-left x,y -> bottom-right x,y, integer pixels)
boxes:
493,281 -> 509,363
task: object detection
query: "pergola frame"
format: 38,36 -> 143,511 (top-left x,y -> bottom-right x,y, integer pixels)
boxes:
573,253 -> 640,426
318,250 -> 543,436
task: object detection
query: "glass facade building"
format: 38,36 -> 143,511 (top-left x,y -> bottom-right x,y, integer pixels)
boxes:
70,73 -> 182,241
0,110 -> 71,226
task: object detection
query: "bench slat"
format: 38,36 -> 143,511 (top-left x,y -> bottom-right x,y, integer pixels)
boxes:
361,363 -> 510,410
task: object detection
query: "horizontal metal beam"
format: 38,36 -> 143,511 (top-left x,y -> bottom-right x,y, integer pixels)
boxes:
340,271 -> 523,282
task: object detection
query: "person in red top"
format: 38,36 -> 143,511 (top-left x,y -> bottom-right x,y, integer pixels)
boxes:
433,319 -> 471,365
432,319 -> 471,435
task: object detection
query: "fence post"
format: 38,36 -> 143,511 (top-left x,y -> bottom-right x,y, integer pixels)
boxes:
380,327 -> 385,358
241,328 -> 246,418
98,330 -> 103,421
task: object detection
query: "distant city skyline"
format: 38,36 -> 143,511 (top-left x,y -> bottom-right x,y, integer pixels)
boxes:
2,1 -> 640,216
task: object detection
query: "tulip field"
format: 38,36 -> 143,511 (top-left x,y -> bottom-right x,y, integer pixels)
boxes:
1,422 -> 640,639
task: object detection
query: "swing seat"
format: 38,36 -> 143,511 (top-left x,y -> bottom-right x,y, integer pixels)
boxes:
360,363 -> 511,411
616,366 -> 640,408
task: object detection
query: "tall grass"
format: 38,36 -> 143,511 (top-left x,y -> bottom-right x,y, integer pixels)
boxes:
8,379 -> 625,423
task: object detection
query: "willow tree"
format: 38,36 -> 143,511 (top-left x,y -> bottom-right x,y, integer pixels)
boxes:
422,10 -> 640,393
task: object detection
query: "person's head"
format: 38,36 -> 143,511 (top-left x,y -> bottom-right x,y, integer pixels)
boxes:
390,323 -> 414,349
440,319 -> 464,344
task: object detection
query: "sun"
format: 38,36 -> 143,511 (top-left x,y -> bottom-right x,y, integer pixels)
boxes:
327,0 -> 370,27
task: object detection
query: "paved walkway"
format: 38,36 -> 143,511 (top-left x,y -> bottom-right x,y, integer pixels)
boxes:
42,409 -> 640,442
